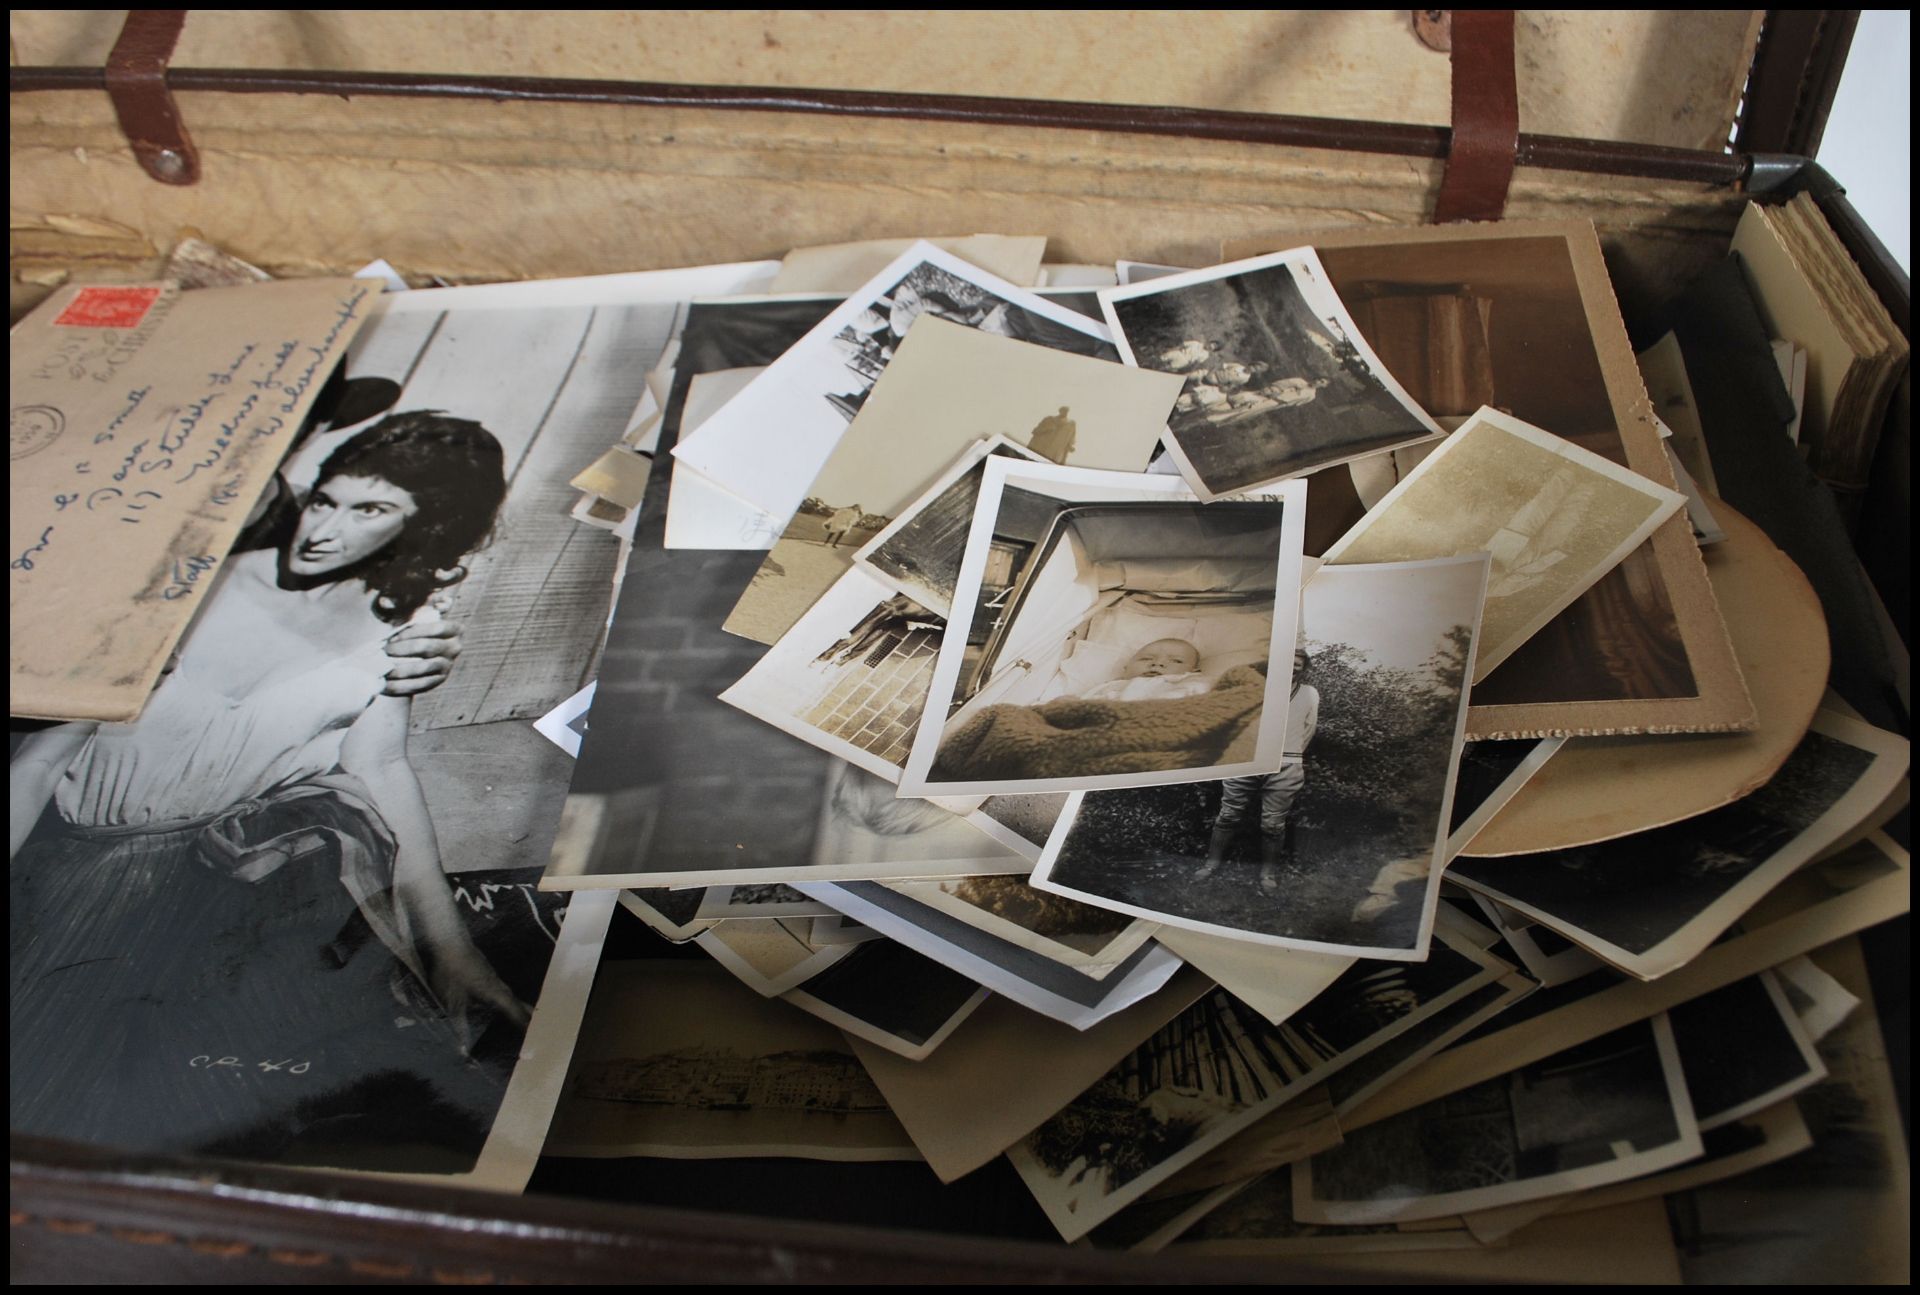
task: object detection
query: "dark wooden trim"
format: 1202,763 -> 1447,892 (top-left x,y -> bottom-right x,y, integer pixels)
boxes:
9,64 -> 1750,187
1737,10 -> 1861,156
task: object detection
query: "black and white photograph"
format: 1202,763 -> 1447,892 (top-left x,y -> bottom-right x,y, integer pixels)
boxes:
1470,894 -> 1607,987
883,873 -> 1160,971
720,567 -> 949,784
780,935 -> 991,1062
807,761 -> 1030,877
1006,929 -> 1506,1239
1668,970 -> 1826,1131
659,294 -> 842,551
898,459 -> 1308,797
671,242 -> 1114,521
5,275 -> 705,1186
1097,247 -> 1444,500
693,918 -> 855,998
723,314 -> 1176,644
543,345 -> 1032,892
1294,1016 -> 1702,1224
799,879 -> 1184,1030
968,790 -> 1069,862
1322,973 -> 1536,1117
1446,710 -> 1911,979
542,960 -> 921,1162
1032,556 -> 1487,959
853,434 -> 1047,619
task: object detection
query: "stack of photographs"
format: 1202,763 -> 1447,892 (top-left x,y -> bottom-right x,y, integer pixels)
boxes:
13,227 -> 1902,1279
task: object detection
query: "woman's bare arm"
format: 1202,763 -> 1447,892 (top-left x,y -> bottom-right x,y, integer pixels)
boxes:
339,696 -> 530,1030
9,724 -> 95,859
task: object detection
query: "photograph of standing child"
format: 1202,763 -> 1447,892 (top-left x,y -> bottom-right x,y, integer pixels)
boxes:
1199,649 -> 1318,891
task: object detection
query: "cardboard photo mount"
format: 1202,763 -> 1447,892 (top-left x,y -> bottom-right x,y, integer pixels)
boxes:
1223,219 -> 1757,742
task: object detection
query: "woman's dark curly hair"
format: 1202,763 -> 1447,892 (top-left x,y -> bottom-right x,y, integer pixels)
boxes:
309,411 -> 507,624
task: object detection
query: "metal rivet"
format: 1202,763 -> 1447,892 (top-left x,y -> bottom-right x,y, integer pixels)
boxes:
152,148 -> 187,179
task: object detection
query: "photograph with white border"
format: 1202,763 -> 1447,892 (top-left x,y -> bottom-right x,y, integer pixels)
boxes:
1322,405 -> 1685,682
1667,970 -> 1827,1132
798,880 -> 1183,1031
882,875 -> 1160,972
671,241 -> 1115,520
1098,246 -> 1444,500
1294,1015 -> 1701,1225
897,459 -> 1307,797
779,936 -> 991,1063
1031,556 -> 1487,960
1447,710 -> 1910,979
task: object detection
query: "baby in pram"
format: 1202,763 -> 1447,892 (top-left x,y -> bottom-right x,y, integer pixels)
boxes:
1070,638 -> 1213,703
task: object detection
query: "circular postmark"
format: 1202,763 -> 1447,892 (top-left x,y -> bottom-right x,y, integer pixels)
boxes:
10,404 -> 66,461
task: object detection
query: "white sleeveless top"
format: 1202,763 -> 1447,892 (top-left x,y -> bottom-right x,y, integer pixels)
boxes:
55,580 -> 396,827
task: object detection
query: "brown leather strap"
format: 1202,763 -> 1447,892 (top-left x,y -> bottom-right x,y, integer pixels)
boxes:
1432,9 -> 1518,223
104,9 -> 200,185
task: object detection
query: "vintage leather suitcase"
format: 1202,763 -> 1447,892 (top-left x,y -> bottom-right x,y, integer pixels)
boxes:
10,10 -> 1907,1283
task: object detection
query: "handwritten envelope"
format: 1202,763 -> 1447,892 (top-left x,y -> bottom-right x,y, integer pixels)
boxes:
9,277 -> 374,721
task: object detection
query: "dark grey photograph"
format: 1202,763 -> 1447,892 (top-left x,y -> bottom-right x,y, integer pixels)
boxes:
1668,971 -> 1825,1130
1296,1017 -> 1701,1223
9,291 -> 668,1180
1447,712 -> 1909,979
1033,558 -> 1484,958
1099,247 -> 1443,499
783,936 -> 989,1061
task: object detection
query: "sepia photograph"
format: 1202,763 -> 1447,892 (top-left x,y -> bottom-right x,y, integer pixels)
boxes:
1295,1016 -> 1702,1224
899,459 -> 1308,797
724,314 -> 1177,643
883,874 -> 1159,971
1032,556 -> 1487,959
671,242 -> 1114,522
781,935 -> 991,1062
617,886 -> 716,943
1447,710 -> 1910,979
1007,931 -> 1501,1242
807,761 -> 1030,877
6,281 -> 684,1186
1323,406 -> 1685,682
1098,246 -> 1444,500
1668,971 -> 1826,1131
543,961 -> 920,1161
694,918 -> 855,997
1240,221 -> 1754,736
1170,1171 -> 1482,1257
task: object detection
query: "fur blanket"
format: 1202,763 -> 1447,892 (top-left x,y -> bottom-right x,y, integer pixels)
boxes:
930,664 -> 1267,782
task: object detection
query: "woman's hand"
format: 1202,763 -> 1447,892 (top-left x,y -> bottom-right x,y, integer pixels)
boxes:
381,615 -> 464,697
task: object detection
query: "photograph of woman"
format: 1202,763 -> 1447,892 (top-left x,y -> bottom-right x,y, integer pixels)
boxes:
9,411 -> 534,1169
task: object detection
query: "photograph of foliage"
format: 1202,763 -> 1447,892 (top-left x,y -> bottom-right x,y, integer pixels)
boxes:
1047,620 -> 1472,952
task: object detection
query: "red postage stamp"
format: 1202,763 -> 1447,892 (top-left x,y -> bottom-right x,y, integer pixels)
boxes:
53,285 -> 165,330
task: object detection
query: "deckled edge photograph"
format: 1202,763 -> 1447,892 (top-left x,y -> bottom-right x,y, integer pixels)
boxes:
1097,245 -> 1444,501
897,458 -> 1308,797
